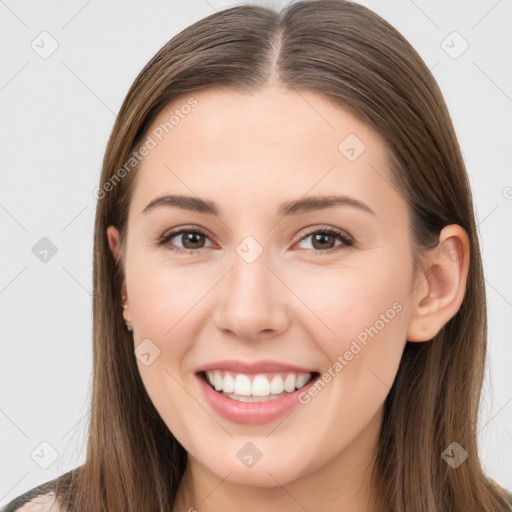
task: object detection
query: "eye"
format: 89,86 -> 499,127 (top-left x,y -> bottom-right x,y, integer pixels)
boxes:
157,225 -> 354,255
295,226 -> 353,254
157,227 -> 214,254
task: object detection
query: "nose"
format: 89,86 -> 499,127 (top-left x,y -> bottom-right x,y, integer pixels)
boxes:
213,249 -> 290,342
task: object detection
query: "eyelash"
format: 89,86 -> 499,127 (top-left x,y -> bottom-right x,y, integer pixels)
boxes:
156,225 -> 354,255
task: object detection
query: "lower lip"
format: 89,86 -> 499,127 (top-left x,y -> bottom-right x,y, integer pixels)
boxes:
196,373 -> 320,425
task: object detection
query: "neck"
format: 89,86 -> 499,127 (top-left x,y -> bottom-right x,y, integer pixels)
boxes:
172,407 -> 387,512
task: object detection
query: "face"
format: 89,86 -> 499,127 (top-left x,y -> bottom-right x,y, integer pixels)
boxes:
108,86 -> 420,487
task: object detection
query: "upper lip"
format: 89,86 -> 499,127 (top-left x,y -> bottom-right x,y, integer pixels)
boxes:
195,359 -> 317,375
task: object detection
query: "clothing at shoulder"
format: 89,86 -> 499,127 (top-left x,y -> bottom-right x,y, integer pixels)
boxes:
2,476 -> 511,511
1,478 -> 61,512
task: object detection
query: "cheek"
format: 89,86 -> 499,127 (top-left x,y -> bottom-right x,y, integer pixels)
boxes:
127,260 -> 217,416
130,261 -> 211,443
292,260 -> 410,381
128,257 -> 211,337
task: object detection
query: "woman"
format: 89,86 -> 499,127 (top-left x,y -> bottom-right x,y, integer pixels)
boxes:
3,1 -> 511,511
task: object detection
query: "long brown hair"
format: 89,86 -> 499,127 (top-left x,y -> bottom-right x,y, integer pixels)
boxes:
45,1 -> 512,511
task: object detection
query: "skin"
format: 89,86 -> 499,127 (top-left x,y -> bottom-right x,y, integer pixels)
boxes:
107,85 -> 470,512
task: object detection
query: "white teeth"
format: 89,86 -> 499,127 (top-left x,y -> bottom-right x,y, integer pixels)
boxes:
252,375 -> 270,397
204,370 -> 313,398
222,392 -> 287,402
214,370 -> 223,391
234,374 -> 252,396
223,372 -> 234,393
270,375 -> 284,394
283,374 -> 296,393
296,373 -> 310,388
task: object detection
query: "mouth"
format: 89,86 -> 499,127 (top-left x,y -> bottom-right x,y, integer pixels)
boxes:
197,369 -> 321,403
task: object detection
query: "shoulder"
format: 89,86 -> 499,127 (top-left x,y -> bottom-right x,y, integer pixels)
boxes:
3,492 -> 61,512
1,481 -> 62,512
1,467 -> 79,512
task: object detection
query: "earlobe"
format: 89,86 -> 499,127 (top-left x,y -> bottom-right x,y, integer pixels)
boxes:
407,225 -> 470,342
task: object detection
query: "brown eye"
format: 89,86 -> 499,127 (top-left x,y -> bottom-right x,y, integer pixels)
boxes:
179,231 -> 206,249
296,227 -> 353,253
311,232 -> 336,250
157,228 -> 213,253
157,226 -> 353,255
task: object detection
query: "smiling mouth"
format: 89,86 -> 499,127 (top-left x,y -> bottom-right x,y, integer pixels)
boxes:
198,370 -> 321,402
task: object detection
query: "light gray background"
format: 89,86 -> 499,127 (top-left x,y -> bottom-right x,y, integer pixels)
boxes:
1,0 -> 511,504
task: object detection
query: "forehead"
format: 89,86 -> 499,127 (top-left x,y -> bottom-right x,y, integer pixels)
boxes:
129,86 -> 406,223
145,86 -> 374,158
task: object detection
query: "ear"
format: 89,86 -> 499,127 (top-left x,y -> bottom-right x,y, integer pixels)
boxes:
107,225 -> 122,264
107,225 -> 130,310
407,224 -> 470,342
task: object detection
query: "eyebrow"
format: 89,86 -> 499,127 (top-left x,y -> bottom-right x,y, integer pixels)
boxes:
141,194 -> 376,217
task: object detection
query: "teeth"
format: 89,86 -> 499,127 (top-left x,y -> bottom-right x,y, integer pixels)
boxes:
223,372 -> 234,393
283,374 -> 296,393
214,371 -> 223,391
252,375 -> 270,397
222,392 -> 288,402
296,373 -> 310,388
234,374 -> 252,396
204,370 -> 313,397
270,375 -> 284,395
